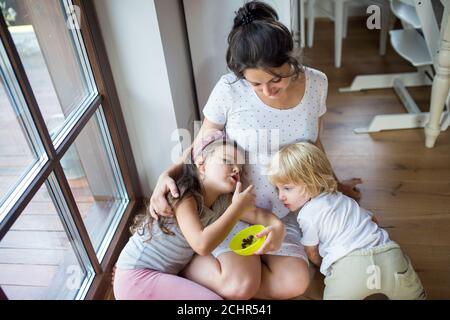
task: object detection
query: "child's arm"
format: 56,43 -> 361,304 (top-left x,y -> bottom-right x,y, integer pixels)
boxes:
176,183 -> 255,256
240,208 -> 285,254
304,245 -> 322,268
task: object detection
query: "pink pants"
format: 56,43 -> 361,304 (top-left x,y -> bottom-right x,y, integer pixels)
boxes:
113,268 -> 223,300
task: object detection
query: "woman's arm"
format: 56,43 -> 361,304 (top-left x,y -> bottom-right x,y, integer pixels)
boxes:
149,119 -> 225,219
240,208 -> 286,254
304,245 -> 322,268
315,117 -> 362,200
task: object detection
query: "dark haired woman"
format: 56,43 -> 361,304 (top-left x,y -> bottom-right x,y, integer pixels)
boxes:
149,1 -> 362,299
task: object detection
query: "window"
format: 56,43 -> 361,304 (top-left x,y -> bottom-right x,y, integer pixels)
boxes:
0,176 -> 94,300
0,0 -> 140,300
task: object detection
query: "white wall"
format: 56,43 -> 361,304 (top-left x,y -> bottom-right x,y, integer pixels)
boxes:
93,0 -> 197,195
183,0 -> 292,117
154,0 -> 198,134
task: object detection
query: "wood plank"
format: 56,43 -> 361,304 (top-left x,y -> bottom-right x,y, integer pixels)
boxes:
323,135 -> 450,157
22,201 -> 58,215
0,248 -> 64,265
331,160 -> 450,183
1,285 -> 48,300
9,214 -> 65,232
0,230 -> 70,250
380,216 -> 450,247
0,264 -> 58,286
357,181 -> 450,213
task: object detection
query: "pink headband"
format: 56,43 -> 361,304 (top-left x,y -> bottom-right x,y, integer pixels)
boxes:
191,130 -> 225,162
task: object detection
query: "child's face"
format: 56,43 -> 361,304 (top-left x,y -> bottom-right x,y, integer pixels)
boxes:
275,182 -> 311,212
202,144 -> 245,193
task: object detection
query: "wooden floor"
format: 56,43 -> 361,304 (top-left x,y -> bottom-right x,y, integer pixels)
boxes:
300,18 -> 450,300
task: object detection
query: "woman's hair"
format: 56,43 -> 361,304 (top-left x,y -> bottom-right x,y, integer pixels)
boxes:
267,142 -> 338,197
226,1 -> 304,80
130,137 -> 243,239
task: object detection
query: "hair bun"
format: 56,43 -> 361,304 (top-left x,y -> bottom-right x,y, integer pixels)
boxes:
233,1 -> 278,28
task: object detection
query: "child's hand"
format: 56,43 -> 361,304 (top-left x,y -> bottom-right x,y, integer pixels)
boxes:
254,221 -> 286,255
232,182 -> 256,214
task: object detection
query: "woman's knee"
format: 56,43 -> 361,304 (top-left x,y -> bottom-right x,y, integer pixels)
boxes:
272,273 -> 309,299
220,273 -> 261,300
215,253 -> 261,299
265,257 -> 311,299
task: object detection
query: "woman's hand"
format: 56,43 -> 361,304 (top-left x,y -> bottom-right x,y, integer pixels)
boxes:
149,174 -> 180,220
338,178 -> 363,201
371,215 -> 379,225
232,182 -> 256,215
254,221 -> 286,255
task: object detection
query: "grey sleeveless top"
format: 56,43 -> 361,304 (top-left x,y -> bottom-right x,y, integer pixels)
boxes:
116,194 -> 230,274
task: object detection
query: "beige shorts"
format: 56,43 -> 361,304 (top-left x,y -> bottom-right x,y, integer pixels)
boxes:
323,243 -> 426,300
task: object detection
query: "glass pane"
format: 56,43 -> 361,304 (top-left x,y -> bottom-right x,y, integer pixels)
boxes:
0,177 -> 94,300
0,36 -> 45,213
3,0 -> 97,140
61,106 -> 128,261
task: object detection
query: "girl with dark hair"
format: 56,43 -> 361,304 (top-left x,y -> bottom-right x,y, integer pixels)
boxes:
114,131 -> 284,299
149,1 -> 362,299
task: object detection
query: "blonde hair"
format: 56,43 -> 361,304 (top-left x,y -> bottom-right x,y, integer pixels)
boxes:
268,142 -> 338,197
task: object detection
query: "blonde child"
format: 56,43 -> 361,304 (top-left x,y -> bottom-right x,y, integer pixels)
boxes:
267,142 -> 426,300
114,130 -> 284,300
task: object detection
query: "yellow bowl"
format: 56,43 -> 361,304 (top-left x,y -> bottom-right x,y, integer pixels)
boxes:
229,224 -> 267,256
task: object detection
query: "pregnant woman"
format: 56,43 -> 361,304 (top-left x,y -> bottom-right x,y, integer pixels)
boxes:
149,1 -> 362,299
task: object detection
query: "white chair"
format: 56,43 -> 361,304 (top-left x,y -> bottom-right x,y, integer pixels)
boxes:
341,0 -> 450,135
425,0 -> 450,147
302,0 -> 391,68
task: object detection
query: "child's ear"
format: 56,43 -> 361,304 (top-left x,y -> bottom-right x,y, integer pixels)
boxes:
195,156 -> 206,174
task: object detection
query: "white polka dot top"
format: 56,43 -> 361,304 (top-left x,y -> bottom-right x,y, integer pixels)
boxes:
203,67 -> 328,218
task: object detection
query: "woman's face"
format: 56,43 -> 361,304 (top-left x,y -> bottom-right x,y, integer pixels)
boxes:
243,63 -> 293,100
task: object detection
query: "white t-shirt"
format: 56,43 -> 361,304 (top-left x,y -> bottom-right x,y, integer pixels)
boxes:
203,67 -> 328,218
297,192 -> 393,276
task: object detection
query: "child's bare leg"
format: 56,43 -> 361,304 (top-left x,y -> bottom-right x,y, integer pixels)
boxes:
180,252 -> 261,300
253,255 -> 310,300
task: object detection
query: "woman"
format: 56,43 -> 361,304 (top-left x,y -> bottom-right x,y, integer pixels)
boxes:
149,1 -> 362,299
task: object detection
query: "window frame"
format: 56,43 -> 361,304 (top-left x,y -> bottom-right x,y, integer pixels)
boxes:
0,0 -> 142,300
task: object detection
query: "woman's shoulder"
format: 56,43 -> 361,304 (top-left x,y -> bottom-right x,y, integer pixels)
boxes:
220,72 -> 242,83
305,66 -> 328,84
215,73 -> 249,95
